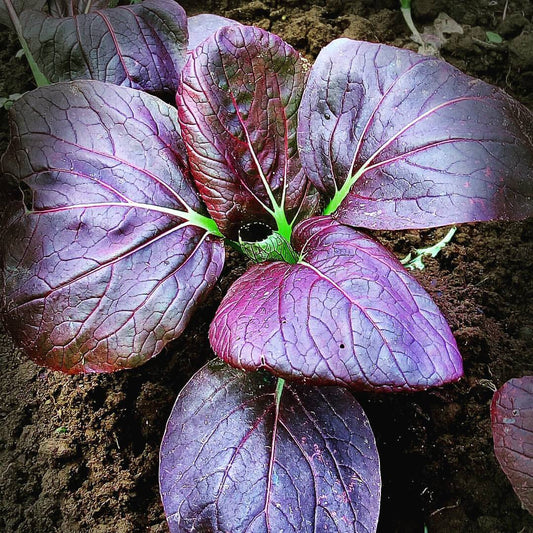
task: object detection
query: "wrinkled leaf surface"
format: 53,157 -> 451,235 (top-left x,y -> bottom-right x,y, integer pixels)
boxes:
298,39 -> 533,228
19,0 -> 187,93
0,80 -> 224,373
210,216 -> 462,391
178,25 -> 317,240
491,376 -> 533,515
160,359 -> 381,532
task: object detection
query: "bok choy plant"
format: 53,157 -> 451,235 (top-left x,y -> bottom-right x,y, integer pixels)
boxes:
1,7 -> 532,531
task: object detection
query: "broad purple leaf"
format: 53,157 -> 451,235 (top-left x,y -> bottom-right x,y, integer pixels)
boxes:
178,25 -> 317,240
298,39 -> 533,229
491,376 -> 533,515
48,0 -> 113,17
210,216 -> 462,391
160,359 -> 381,533
18,0 -> 187,94
0,0 -> 46,29
186,13 -> 240,52
0,80 -> 224,373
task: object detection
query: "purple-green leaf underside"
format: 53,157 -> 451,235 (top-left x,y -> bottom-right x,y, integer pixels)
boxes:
0,80 -> 224,373
178,24 -> 317,240
19,0 -> 187,94
491,376 -> 533,515
210,216 -> 462,391
160,359 -> 381,533
298,39 -> 533,229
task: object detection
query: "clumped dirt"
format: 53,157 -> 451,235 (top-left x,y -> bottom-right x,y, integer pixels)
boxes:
1,0 -> 533,532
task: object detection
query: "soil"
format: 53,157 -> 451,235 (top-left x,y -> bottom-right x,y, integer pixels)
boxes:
1,0 -> 533,532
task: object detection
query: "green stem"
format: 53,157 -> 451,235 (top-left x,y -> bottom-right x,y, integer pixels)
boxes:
324,179 -> 354,216
185,210 -> 223,238
323,191 -> 342,217
275,378 -> 285,406
4,0 -> 49,87
400,0 -> 434,53
273,207 -> 293,242
400,2 -> 425,46
323,164 -> 367,216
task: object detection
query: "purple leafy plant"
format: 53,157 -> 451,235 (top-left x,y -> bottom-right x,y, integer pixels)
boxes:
491,376 -> 533,515
299,38 -> 533,228
1,18 -> 533,532
1,0 -> 187,94
160,359 -> 381,532
1,80 -> 224,373
210,215 -> 462,391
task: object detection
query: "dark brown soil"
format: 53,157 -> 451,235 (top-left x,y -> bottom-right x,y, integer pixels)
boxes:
1,1 -> 533,532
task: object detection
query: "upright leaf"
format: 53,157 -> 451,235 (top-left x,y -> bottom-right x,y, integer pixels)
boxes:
0,80 -> 224,373
491,376 -> 533,515
298,39 -> 533,228
160,360 -> 381,533
18,0 -> 187,94
210,216 -> 462,391
0,0 -> 46,29
178,25 -> 317,241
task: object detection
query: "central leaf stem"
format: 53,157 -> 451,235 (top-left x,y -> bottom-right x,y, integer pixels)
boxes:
275,378 -> 285,407
184,210 -> 223,237
323,166 -> 366,215
230,93 -> 293,241
273,206 -> 293,242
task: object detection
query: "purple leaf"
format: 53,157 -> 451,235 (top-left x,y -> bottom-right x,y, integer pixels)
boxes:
0,80 -> 224,373
491,376 -> 533,515
298,39 -> 533,229
48,0 -> 112,17
18,0 -> 187,94
160,359 -> 381,532
178,25 -> 317,240
210,216 -> 462,391
0,0 -> 46,29
186,13 -> 240,52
